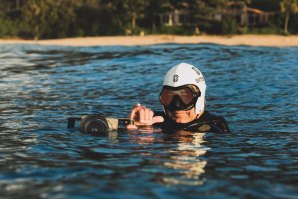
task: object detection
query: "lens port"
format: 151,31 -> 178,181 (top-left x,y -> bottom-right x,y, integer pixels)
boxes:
80,115 -> 109,135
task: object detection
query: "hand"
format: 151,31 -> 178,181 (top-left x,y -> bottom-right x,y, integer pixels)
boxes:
126,103 -> 164,130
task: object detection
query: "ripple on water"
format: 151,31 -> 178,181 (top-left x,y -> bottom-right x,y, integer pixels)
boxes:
0,43 -> 298,198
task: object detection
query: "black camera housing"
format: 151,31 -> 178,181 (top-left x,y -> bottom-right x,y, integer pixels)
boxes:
80,115 -> 109,135
67,114 -> 133,135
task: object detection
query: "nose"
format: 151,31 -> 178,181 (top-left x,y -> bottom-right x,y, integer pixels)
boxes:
167,95 -> 184,111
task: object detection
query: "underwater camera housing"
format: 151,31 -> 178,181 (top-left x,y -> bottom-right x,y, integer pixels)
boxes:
67,114 -> 133,135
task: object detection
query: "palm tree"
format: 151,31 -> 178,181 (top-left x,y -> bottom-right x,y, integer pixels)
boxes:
280,0 -> 298,35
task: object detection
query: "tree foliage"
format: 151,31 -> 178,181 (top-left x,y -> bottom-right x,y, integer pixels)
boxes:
280,0 -> 298,34
0,0 -> 297,39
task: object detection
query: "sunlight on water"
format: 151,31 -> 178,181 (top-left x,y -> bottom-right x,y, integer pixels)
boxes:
163,133 -> 208,186
0,43 -> 297,198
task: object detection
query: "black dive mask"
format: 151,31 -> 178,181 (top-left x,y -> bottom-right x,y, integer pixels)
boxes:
159,85 -> 200,112
167,95 -> 193,111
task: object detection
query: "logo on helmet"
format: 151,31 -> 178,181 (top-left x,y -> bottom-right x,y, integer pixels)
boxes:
196,77 -> 204,83
192,67 -> 201,76
173,75 -> 179,82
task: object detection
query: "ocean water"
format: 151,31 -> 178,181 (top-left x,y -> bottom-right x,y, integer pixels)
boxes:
0,43 -> 297,198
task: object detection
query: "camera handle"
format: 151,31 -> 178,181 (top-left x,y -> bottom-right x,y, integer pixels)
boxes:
67,117 -> 80,128
105,117 -> 134,130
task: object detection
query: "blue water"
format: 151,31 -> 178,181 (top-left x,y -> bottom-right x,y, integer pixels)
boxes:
0,43 -> 297,198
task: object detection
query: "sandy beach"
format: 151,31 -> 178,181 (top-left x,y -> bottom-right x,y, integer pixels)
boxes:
1,34 -> 298,47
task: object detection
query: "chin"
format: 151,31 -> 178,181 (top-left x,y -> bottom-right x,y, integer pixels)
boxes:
174,118 -> 188,123
167,109 -> 195,123
170,114 -> 190,123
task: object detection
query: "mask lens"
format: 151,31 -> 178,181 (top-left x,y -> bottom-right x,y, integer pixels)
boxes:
177,87 -> 194,106
160,89 -> 175,106
160,86 -> 197,107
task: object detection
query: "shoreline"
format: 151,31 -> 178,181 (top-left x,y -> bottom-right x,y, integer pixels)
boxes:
1,34 -> 298,47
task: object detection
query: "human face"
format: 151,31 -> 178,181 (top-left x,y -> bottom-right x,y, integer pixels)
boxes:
166,107 -> 198,123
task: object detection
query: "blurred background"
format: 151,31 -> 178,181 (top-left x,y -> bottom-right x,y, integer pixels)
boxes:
0,0 -> 297,40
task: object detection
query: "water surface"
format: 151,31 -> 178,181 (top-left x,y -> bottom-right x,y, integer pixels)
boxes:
0,43 -> 297,198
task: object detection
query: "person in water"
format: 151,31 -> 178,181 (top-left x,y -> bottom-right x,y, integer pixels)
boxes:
126,63 -> 230,133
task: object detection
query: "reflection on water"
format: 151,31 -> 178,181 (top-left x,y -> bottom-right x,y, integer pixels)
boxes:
0,43 -> 297,198
163,132 -> 208,186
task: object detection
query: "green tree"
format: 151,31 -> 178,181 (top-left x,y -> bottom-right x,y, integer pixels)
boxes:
20,0 -> 85,39
99,1 -> 127,34
280,0 -> 298,34
20,0 -> 46,39
122,0 -> 149,33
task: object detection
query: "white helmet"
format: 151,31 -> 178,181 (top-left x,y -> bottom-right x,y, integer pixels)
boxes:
162,63 -> 206,114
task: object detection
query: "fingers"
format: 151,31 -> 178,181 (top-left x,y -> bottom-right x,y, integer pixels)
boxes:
128,103 -> 157,126
129,103 -> 142,121
152,116 -> 164,124
138,106 -> 153,124
126,124 -> 138,130
126,115 -> 164,130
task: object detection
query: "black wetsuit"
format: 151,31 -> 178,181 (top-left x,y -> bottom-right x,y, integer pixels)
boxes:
153,111 -> 230,133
